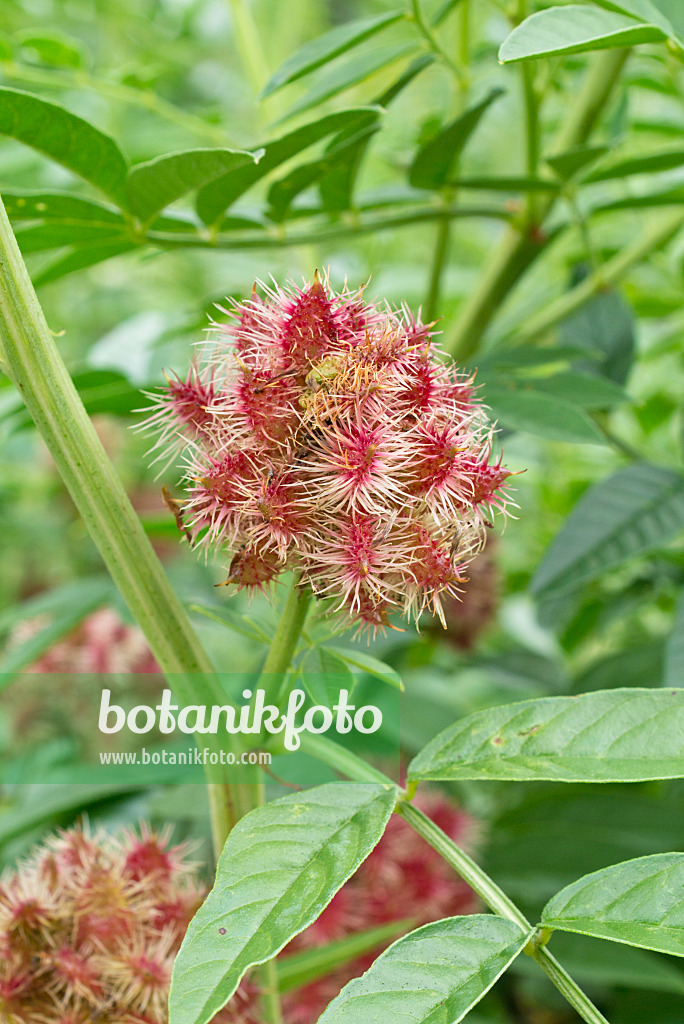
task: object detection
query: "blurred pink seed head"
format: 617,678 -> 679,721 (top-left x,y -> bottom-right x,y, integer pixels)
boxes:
145,274 -> 513,634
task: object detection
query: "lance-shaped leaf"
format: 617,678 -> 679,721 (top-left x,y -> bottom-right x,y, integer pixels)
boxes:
593,0 -> 681,41
409,688 -> 684,783
485,387 -> 605,445
585,147 -> 684,182
0,87 -> 128,204
317,915 -> 531,1024
33,240 -> 136,287
168,783 -> 397,1024
409,88 -> 504,190
532,463 -> 684,596
262,11 -> 405,96
542,853 -> 684,956
2,190 -> 124,225
126,147 -> 262,222
195,107 -> 381,224
499,6 -> 668,64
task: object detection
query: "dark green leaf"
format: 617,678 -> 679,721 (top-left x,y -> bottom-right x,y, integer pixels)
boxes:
375,53 -> 435,106
559,273 -> 635,384
499,6 -> 667,64
409,688 -> 684,783
593,184 -> 684,212
282,41 -> 414,121
317,916 -> 531,1024
262,12 -> 405,96
546,144 -> 610,180
409,89 -> 504,190
126,147 -> 261,222
542,853 -> 684,956
277,920 -> 412,992
195,107 -> 382,224
0,87 -> 128,203
485,387 -> 606,445
664,590 -> 684,687
454,175 -> 559,192
431,0 -> 465,26
33,240 -> 136,286
168,783 -> 397,1024
585,148 -> 684,181
532,463 -> 684,596
532,371 -> 629,409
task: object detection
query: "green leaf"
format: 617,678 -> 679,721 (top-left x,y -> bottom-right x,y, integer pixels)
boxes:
189,603 -> 273,645
326,646 -> 404,691
546,144 -> 610,181
585,148 -> 684,181
262,11 -> 405,96
664,590 -> 684,686
542,853 -> 684,956
33,240 -> 136,286
126,147 -> 261,222
0,87 -> 128,203
499,6 -> 668,64
409,89 -> 504,190
454,175 -> 559,192
531,371 -> 629,409
408,688 -> 684,783
593,0 -> 681,40
559,274 -> 635,385
168,783 -> 397,1024
2,190 -> 124,225
485,387 -> 606,445
532,463 -> 684,596
278,919 -> 411,992
16,29 -> 87,68
282,41 -> 414,121
195,107 -> 382,224
13,221 -> 128,253
0,578 -> 112,683
317,915 -> 531,1024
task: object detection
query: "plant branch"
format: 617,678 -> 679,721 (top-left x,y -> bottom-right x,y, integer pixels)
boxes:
409,0 -> 467,87
446,47 -> 630,359
398,804 -> 610,1024
508,209 -> 684,346
0,193 -> 256,858
258,576 -> 313,705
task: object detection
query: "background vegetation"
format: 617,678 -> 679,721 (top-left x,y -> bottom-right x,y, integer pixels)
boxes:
1,0 -> 684,1020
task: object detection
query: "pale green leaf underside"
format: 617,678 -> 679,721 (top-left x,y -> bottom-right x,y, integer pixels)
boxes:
499,6 -> 667,64
318,915 -> 531,1024
664,590 -> 684,686
543,853 -> 684,956
408,688 -> 684,783
168,783 -> 397,1024
263,11 -> 405,95
532,462 -> 684,595
126,147 -> 261,221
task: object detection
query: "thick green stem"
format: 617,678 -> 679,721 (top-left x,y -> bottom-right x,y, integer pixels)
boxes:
258,577 -> 313,704
297,733 -> 397,786
398,804 -> 610,1024
424,212 -> 451,322
0,194 -> 252,860
447,47 -> 630,358
508,209 -> 684,346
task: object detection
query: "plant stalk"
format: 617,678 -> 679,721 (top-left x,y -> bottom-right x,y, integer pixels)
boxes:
398,804 -> 610,1024
258,576 -> 313,704
0,193 -> 253,859
447,47 -> 630,358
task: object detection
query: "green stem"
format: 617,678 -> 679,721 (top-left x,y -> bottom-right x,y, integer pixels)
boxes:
227,0 -> 272,95
0,193 -> 251,859
446,47 -> 630,358
424,212 -> 451,322
409,0 -> 467,87
258,577 -> 313,704
509,209 -> 684,346
297,733 -> 397,786
398,804 -> 610,1024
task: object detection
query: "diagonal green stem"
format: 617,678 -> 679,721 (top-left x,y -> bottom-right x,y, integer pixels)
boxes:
397,804 -> 610,1024
447,47 -> 630,359
0,193 -> 257,857
258,576 -> 313,704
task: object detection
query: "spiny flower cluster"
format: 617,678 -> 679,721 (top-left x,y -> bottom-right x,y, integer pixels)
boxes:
0,824 -> 208,1024
146,275 -> 511,634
